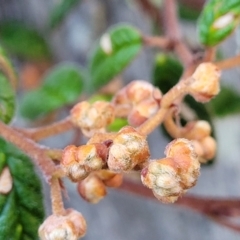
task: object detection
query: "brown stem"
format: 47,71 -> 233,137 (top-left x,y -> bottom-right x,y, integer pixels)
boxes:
215,54 -> 240,70
143,35 -> 173,50
0,121 -> 56,182
136,0 -> 162,27
119,178 -> 240,231
50,177 -> 65,216
163,0 -> 193,66
0,55 -> 17,90
16,117 -> 73,141
204,47 -> 216,62
137,78 -> 191,135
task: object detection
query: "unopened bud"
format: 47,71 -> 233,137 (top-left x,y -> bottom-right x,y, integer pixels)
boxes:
61,144 -> 106,182
141,158 -> 182,203
96,170 -> 123,187
77,174 -> 107,204
200,136 -> 217,160
38,209 -> 87,240
108,126 -> 150,172
183,120 -> 211,140
165,138 -> 200,189
189,63 -> 221,102
128,99 -> 159,127
70,101 -> 115,134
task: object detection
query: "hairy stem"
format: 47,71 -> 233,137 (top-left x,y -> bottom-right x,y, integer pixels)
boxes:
215,54 -> 240,70
143,35 -> 173,50
0,121 -> 56,182
138,78 -> 191,135
50,177 -> 65,216
16,117 -> 73,141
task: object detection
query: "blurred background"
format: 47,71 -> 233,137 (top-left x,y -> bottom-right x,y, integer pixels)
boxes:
1,0 -> 240,239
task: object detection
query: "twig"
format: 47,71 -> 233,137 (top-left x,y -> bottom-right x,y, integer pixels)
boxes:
0,121 -> 56,182
163,0 -> 193,66
16,117 -> 73,141
215,54 -> 240,70
50,177 -> 65,216
143,35 -> 173,50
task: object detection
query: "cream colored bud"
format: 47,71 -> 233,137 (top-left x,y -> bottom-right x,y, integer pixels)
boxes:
0,167 -> 13,194
189,63 -> 221,102
184,120 -> 211,140
108,126 -> 150,172
70,101 -> 115,133
38,209 -> 87,240
200,136 -> 217,160
78,174 -> 107,204
128,99 -> 159,127
165,138 -> 200,189
141,158 -> 182,203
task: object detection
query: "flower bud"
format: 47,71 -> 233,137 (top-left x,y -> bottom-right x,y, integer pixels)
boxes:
141,158 -> 182,203
108,126 -> 150,172
183,120 -> 211,140
165,138 -> 200,189
200,136 -> 217,160
38,209 -> 87,240
126,80 -> 162,104
70,101 -> 115,134
189,63 -> 221,102
128,99 -> 159,127
96,169 -> 123,187
61,144 -> 106,182
77,174 -> 107,204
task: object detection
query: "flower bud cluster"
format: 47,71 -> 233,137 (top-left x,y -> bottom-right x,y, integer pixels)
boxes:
112,80 -> 162,127
61,143 -> 108,182
70,101 -> 115,137
189,62 -> 221,103
77,170 -> 123,204
182,120 -> 216,163
38,209 -> 87,240
141,138 -> 200,203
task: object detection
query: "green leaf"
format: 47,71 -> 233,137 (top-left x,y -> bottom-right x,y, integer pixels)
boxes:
0,22 -> 51,61
89,24 -> 143,91
49,0 -> 82,28
197,0 -> 240,46
107,118 -> 128,132
152,53 -> 215,164
178,3 -> 201,21
20,63 -> 85,119
0,137 -> 44,239
208,86 -> 240,117
0,72 -> 15,124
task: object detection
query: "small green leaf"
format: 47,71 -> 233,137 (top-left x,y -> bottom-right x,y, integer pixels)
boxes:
89,24 -> 143,91
0,72 -> 15,123
20,63 -> 85,119
0,137 -> 44,239
49,0 -> 82,28
152,53 -> 215,164
107,118 -> 128,132
0,22 -> 51,60
208,86 -> 240,117
198,0 -> 240,46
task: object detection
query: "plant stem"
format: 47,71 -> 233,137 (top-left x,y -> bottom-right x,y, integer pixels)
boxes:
0,121 -> 56,182
138,78 -> 191,135
215,54 -> 240,70
50,177 -> 65,216
119,178 -> 240,232
0,55 -> 17,90
163,0 -> 193,66
143,35 -> 173,50
16,117 -> 73,141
